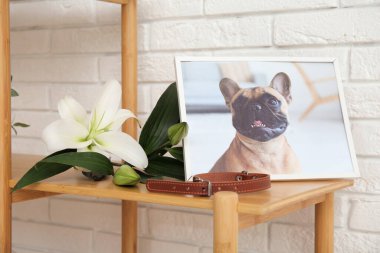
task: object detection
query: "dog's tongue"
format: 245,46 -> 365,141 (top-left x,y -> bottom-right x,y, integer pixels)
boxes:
254,120 -> 262,127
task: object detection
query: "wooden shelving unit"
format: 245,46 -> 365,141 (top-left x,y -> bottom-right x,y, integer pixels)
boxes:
1,1 -> 353,252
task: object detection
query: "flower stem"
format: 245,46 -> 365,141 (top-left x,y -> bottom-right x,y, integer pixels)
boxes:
111,161 -> 124,167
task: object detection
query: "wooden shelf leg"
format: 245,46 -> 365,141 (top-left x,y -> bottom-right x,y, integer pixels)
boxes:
213,192 -> 239,253
0,0 -> 12,252
121,0 -> 137,138
120,0 -> 138,252
315,193 -> 334,253
122,200 -> 138,253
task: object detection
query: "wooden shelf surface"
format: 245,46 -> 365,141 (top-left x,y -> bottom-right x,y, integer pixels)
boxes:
10,154 -> 353,215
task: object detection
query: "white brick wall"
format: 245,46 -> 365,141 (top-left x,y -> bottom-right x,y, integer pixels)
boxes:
9,0 -> 380,252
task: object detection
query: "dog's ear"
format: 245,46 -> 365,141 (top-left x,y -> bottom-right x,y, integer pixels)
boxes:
220,78 -> 241,107
270,72 -> 292,104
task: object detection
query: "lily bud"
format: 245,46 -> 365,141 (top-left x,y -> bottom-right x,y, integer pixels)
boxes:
167,122 -> 188,145
113,165 -> 141,186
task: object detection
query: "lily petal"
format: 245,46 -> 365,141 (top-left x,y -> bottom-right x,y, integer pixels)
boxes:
42,119 -> 92,151
95,131 -> 148,169
58,96 -> 87,126
107,109 -> 136,131
78,145 -> 110,158
91,80 -> 121,130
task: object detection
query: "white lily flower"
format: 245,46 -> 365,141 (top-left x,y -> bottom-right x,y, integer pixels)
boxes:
42,80 -> 148,169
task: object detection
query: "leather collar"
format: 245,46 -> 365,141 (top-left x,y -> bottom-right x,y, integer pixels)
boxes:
146,171 -> 271,197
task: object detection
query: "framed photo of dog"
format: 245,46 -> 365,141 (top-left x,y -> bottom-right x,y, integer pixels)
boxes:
175,56 -> 360,180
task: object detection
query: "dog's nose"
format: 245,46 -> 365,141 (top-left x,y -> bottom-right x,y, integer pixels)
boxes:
254,104 -> 262,111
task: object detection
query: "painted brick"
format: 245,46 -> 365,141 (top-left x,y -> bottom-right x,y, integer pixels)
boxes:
50,198 -> 150,236
149,208 -> 267,250
349,199 -> 380,232
212,47 -> 350,80
50,83 -> 150,114
12,57 -> 98,83
95,233 -> 200,253
270,223 -> 314,253
139,54 -> 177,82
205,0 -> 338,15
149,208 -> 213,247
11,30 -> 50,55
341,0 -> 380,7
12,137 -> 48,155
335,229 -> 380,253
150,16 -> 272,50
99,55 -> 121,81
275,8 -> 380,46
351,47 -> 380,81
151,83 -> 171,108
239,224 -> 268,251
52,26 -> 121,53
49,83 -> 102,111
138,0 -> 203,20
274,206 -> 314,225
347,158 -> 380,194
273,196 -> 347,227
351,121 -> 380,156
11,111 -> 58,138
52,25 -> 148,53
10,0 -> 96,28
344,83 -> 380,118
139,238 -> 199,253
201,248 -> 266,253
99,54 -> 175,82
96,1 -> 120,25
138,85 -> 152,114
50,198 -> 122,233
94,232 -> 121,253
12,220 -> 92,253
50,84 -> 151,113
138,206 -> 150,237
12,248 -> 44,253
334,196 -> 349,227
12,198 -> 50,223
11,83 -> 50,110
201,248 -> 263,253
139,24 -> 150,52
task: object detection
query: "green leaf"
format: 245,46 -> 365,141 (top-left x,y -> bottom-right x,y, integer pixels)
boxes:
145,156 -> 185,181
167,122 -> 188,146
13,163 -> 72,192
165,147 -> 184,162
139,83 -> 180,155
13,122 -> 30,128
41,152 -> 114,176
12,149 -> 75,192
11,88 -> 19,97
11,125 -> 17,135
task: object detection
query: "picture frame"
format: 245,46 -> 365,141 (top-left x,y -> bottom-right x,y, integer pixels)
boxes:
175,56 -> 360,181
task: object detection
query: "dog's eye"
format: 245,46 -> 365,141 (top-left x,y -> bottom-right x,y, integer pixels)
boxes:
269,98 -> 279,106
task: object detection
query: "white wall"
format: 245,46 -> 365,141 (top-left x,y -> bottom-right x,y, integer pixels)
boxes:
9,0 -> 380,252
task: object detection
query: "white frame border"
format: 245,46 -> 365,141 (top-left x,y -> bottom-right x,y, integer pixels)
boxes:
175,56 -> 360,181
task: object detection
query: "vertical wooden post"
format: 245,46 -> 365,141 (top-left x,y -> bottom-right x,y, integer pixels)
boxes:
122,201 -> 138,253
213,192 -> 239,253
0,0 -> 12,252
121,0 -> 138,253
315,193 -> 334,253
121,0 -> 137,138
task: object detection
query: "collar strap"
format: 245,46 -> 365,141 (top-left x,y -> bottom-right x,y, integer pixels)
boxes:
146,171 -> 271,197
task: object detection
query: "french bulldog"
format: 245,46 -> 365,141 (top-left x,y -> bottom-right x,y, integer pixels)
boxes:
210,72 -> 301,174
